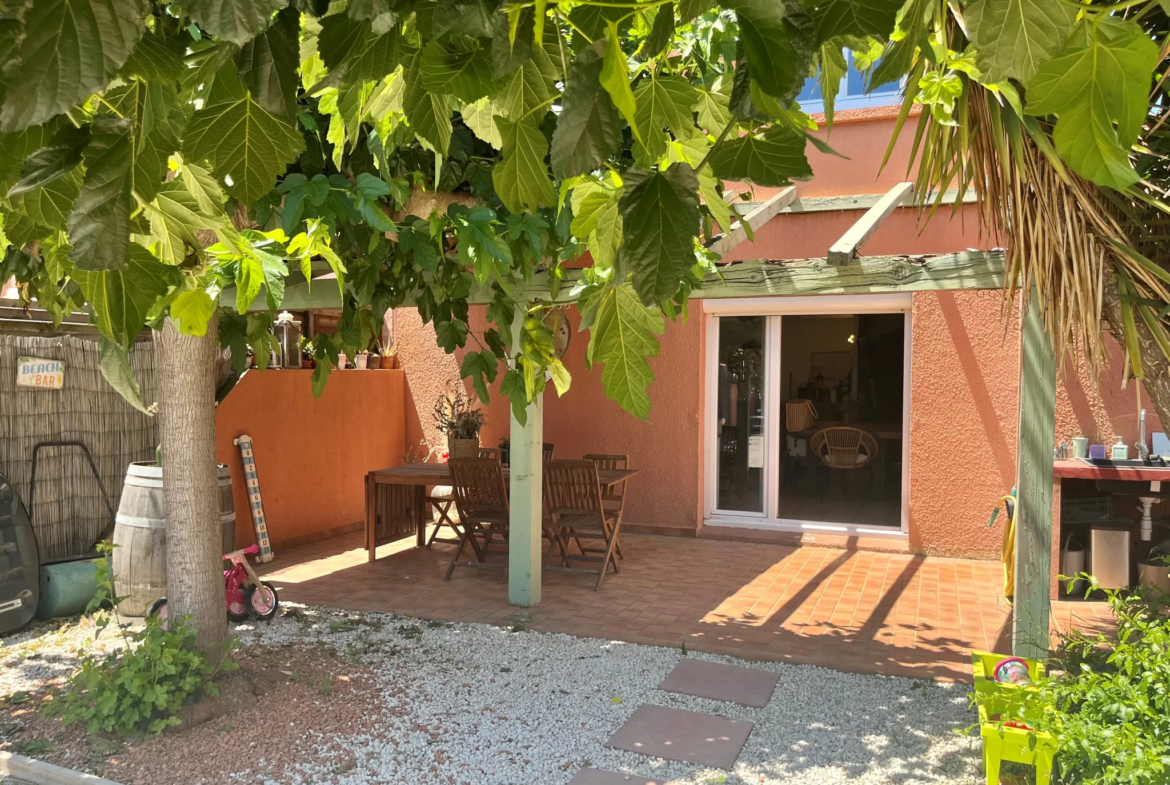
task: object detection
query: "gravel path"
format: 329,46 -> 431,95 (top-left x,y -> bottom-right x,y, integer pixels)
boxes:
2,606 -> 982,785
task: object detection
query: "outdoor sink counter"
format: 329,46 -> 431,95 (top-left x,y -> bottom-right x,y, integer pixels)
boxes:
1053,459 -> 1170,483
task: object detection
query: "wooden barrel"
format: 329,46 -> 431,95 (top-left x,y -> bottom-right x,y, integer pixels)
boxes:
112,463 -> 236,616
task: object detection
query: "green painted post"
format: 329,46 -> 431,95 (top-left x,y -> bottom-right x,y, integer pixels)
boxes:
508,308 -> 543,607
1013,287 -> 1056,660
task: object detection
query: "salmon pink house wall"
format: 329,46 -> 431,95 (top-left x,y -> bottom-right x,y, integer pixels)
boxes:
390,108 -> 1158,560
214,369 -> 407,553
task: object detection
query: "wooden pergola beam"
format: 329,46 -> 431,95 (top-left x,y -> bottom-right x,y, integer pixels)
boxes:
705,186 -> 798,256
827,182 -> 914,265
226,250 -> 1008,312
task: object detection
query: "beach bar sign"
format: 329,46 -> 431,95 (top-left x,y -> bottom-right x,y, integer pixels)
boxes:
17,356 -> 64,389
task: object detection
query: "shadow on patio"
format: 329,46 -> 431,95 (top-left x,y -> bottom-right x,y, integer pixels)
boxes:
258,529 -> 1114,682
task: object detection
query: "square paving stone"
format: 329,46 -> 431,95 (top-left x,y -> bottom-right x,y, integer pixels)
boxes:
605,704 -> 754,769
568,768 -> 676,785
658,658 -> 779,707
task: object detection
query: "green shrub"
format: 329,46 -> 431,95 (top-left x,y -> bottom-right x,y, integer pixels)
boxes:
993,580 -> 1170,785
46,542 -> 235,737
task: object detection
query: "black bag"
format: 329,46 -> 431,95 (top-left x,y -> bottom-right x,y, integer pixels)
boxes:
0,472 -> 39,634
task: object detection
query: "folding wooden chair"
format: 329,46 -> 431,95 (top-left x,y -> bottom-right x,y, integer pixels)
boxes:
425,484 -> 461,547
543,460 -> 620,590
479,447 -> 500,460
542,443 -> 555,461
444,458 -> 510,580
583,453 -> 629,560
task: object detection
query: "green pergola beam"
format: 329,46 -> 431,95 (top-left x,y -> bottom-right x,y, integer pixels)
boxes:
220,250 -> 1008,312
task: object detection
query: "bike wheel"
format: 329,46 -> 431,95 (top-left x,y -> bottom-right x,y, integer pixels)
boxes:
147,597 -> 170,631
227,593 -> 250,623
246,581 -> 279,621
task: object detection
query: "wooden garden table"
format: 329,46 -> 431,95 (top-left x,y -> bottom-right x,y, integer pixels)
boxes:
364,462 -> 638,561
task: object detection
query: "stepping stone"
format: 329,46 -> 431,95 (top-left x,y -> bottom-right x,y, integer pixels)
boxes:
605,704 -> 753,769
568,769 -> 676,785
658,658 -> 779,707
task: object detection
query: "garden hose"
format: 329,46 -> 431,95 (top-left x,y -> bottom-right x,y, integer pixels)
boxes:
989,492 -> 1017,602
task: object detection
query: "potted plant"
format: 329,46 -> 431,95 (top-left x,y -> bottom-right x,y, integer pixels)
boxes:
1138,540 -> 1170,593
355,350 -> 369,369
433,387 -> 485,459
498,437 -> 510,466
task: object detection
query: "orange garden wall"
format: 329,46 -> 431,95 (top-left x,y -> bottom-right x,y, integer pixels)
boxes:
390,108 -> 1160,560
214,369 -> 407,552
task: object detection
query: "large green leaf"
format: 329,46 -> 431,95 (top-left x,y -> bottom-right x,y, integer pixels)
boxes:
7,124 -> 90,197
632,73 -> 698,162
1025,19 -> 1160,191
9,169 -> 82,230
72,243 -> 177,348
104,79 -> 181,201
500,46 -> 557,120
709,127 -> 811,186
182,94 -> 306,204
236,6 -> 300,119
693,79 -> 732,138
549,41 -> 621,179
599,23 -> 639,140
143,180 -> 234,265
816,42 -> 848,126
403,51 -> 452,156
67,117 -> 134,271
809,0 -> 901,43
619,164 -> 701,305
0,0 -> 147,132
170,288 -> 217,335
121,27 -> 186,82
966,0 -> 1077,85
420,38 -> 496,103
98,335 -> 153,414
462,98 -> 503,148
186,0 -> 288,47
587,281 -> 664,419
728,0 -> 816,102
493,116 -> 555,214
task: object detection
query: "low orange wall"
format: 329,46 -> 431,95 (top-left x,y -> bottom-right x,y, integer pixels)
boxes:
214,368 -> 406,552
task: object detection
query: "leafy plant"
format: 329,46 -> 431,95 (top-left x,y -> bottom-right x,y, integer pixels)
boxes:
432,386 -> 486,440
986,578 -> 1170,785
46,542 -> 236,737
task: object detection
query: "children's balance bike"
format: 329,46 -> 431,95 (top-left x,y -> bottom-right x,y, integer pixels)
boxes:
148,544 -> 279,624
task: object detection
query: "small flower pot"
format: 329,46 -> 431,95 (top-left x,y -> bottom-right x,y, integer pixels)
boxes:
449,438 -> 480,460
337,353 -> 347,369
355,352 -> 368,370
367,354 -> 383,369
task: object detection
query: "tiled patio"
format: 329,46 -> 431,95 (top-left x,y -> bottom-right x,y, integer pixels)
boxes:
259,529 -> 1115,682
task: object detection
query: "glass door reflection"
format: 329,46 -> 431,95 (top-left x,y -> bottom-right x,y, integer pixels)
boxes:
716,316 -> 766,513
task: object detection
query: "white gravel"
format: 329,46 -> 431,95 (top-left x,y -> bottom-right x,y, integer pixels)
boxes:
231,605 -> 982,785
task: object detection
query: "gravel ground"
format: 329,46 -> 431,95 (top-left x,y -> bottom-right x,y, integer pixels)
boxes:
1,605 -> 982,785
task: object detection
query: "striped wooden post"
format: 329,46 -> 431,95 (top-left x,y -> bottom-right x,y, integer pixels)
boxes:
508,308 -> 543,607
1013,288 -> 1056,659
233,434 -> 273,563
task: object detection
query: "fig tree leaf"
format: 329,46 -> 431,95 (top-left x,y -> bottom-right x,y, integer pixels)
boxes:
709,127 -> 811,186
420,37 -> 496,103
182,94 -> 306,204
817,42 -> 848,127
632,73 -> 698,162
98,335 -> 152,414
966,0 -> 1077,85
0,0 -> 148,132
7,124 -> 90,197
599,22 -> 639,140
500,46 -> 557,120
809,0 -> 901,43
587,281 -> 664,419
619,164 -> 701,305
1025,19 -> 1159,190
235,6 -> 300,119
186,0 -> 288,47
550,40 -> 621,179
10,169 -> 82,230
67,117 -> 134,271
121,27 -> 186,82
170,288 -> 217,335
462,98 -> 503,148
71,243 -> 177,348
693,76 -> 732,134
732,1 -> 817,102
494,116 -> 555,214
403,51 -> 452,156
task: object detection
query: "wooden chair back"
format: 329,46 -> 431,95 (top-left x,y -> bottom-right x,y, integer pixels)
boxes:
543,460 -> 605,527
478,447 -> 500,460
584,453 -> 629,512
543,443 -> 555,462
810,427 -> 878,470
448,458 -> 508,521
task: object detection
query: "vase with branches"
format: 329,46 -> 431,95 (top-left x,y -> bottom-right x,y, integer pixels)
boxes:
433,387 -> 485,459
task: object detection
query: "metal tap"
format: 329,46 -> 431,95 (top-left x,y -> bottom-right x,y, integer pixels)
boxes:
1137,409 -> 1150,461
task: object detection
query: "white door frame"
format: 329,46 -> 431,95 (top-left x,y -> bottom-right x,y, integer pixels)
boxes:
703,293 -> 913,537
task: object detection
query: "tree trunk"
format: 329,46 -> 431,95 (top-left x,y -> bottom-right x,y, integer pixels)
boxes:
1102,276 -> 1170,434
154,313 -> 226,657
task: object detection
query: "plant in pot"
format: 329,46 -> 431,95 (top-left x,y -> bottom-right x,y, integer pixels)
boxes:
1138,540 -> 1170,594
433,387 -> 485,459
355,349 -> 369,369
498,437 -> 510,466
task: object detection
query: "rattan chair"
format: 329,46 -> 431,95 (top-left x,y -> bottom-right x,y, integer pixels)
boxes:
809,426 -> 878,499
583,453 -> 628,560
444,458 -> 510,580
543,460 -> 621,590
